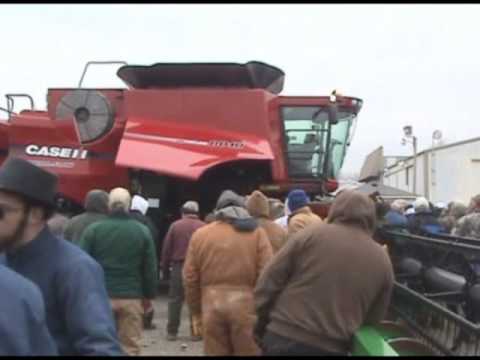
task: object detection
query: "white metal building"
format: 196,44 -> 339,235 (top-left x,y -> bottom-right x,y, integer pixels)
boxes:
383,137 -> 480,204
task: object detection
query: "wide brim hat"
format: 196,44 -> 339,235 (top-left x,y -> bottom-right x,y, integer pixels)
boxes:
0,157 -> 58,207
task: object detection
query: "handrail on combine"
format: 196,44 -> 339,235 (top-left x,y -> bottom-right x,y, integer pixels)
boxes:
6,93 -> 35,112
0,107 -> 14,117
78,61 -> 128,88
4,94 -> 35,121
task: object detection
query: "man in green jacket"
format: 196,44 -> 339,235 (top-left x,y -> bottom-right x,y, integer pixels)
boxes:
78,187 -> 158,356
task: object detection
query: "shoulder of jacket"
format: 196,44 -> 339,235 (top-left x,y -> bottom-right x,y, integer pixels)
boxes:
188,223 -> 207,239
57,242 -> 103,273
133,221 -> 153,239
0,267 -> 42,301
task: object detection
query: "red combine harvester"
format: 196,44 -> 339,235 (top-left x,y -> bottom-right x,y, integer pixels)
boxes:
0,60 -> 362,228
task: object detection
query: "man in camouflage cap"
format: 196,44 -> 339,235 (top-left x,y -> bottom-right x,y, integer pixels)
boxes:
452,194 -> 480,238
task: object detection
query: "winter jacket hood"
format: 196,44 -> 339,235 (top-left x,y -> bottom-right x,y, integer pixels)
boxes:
327,190 -> 376,235
246,190 -> 269,218
84,190 -> 109,214
215,190 -> 257,232
216,190 -> 245,209
131,195 -> 149,215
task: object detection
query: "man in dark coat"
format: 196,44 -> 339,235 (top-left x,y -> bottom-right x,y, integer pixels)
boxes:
63,189 -> 109,243
0,264 -> 57,355
0,157 -> 122,356
254,190 -> 394,356
407,197 -> 445,236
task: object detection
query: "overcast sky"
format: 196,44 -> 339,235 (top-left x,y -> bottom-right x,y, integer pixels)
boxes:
0,4 -> 479,176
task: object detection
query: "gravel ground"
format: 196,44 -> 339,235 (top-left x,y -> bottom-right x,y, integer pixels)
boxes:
140,291 -> 204,356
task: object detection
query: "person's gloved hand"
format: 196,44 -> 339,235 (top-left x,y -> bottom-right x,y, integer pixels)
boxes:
191,314 -> 202,338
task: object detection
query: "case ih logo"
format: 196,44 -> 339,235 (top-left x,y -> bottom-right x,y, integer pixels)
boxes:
25,144 -> 88,159
208,140 -> 245,149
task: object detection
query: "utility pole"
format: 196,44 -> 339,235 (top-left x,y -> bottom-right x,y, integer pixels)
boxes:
412,135 -> 417,195
402,125 -> 417,195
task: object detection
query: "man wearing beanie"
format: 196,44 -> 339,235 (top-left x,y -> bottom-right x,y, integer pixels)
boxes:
246,190 -> 287,254
78,187 -> 158,355
286,189 -> 322,236
63,189 -> 109,243
183,190 -> 272,355
0,157 -> 122,355
161,200 -> 205,341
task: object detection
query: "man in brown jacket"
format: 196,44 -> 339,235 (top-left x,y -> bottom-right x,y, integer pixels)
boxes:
286,189 -> 322,236
246,190 -> 287,254
183,190 -> 273,356
254,190 -> 394,356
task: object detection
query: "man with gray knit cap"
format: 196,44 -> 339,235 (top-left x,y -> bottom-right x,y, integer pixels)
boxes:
78,187 -> 158,355
161,200 -> 205,341
183,190 -> 272,355
63,189 -> 109,243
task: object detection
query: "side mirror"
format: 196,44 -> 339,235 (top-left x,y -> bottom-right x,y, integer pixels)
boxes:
328,89 -> 339,125
328,103 -> 338,125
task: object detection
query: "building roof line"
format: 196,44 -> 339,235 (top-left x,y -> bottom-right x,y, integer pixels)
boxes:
386,136 -> 480,170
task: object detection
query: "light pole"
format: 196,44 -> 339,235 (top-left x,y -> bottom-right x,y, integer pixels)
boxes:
402,125 -> 417,195
430,130 -> 442,200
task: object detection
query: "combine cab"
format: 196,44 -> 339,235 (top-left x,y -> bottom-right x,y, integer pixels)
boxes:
0,61 -> 362,227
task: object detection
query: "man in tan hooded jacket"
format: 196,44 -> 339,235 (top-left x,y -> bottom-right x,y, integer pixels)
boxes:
254,190 -> 394,356
183,190 -> 273,355
286,189 -> 322,237
246,190 -> 287,254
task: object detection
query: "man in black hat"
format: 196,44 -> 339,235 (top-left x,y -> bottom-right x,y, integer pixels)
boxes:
0,157 -> 123,356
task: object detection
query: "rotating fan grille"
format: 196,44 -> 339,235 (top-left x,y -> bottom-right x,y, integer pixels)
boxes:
56,90 -> 115,143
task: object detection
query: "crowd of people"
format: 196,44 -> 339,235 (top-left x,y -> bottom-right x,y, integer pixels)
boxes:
376,193 -> 480,240
0,156 -> 397,356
